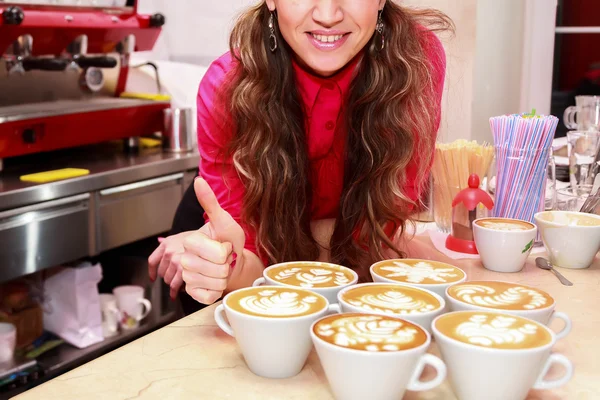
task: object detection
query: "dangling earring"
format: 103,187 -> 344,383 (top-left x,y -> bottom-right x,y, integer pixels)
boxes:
376,9 -> 385,52
268,12 -> 278,53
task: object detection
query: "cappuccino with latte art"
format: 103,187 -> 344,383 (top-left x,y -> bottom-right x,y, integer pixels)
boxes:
226,287 -> 328,318
313,314 -> 427,352
265,261 -> 356,288
341,284 -> 441,315
474,218 -> 535,231
434,311 -> 552,349
447,281 -> 553,311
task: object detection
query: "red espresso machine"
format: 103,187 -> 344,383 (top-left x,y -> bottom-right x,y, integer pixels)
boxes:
0,0 -> 169,170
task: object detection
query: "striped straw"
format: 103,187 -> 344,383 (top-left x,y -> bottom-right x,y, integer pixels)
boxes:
489,113 -> 558,223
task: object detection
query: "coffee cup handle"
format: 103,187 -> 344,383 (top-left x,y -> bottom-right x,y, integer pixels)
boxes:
533,354 -> 574,390
550,311 -> 572,340
407,354 -> 447,392
137,299 -> 152,322
252,277 -> 266,287
214,304 -> 234,337
327,304 -> 341,315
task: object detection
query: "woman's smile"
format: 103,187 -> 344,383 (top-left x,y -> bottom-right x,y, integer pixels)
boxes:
306,31 -> 351,51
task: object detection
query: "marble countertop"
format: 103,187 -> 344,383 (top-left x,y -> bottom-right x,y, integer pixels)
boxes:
15,235 -> 600,400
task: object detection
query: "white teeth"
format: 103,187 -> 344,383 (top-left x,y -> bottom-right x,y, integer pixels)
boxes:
312,34 -> 344,43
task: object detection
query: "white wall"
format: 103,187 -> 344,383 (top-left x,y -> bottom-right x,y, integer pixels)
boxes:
137,0 -> 255,64
470,0 -> 526,143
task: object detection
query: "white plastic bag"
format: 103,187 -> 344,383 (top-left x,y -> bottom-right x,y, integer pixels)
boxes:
43,262 -> 104,349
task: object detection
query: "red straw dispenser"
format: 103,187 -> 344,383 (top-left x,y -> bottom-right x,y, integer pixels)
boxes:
445,174 -> 494,254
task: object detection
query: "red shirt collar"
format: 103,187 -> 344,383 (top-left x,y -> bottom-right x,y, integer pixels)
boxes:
292,54 -> 362,112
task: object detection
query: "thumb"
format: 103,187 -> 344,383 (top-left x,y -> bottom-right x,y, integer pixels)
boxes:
195,178 -> 246,269
194,177 -> 225,220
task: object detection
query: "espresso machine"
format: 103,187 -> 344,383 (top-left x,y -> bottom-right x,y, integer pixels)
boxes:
0,0 -> 169,171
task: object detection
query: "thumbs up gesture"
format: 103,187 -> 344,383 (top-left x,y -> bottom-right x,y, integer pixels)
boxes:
180,178 -> 246,304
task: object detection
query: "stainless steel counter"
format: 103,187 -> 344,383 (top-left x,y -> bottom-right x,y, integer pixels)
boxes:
0,143 -> 200,283
0,142 -> 199,211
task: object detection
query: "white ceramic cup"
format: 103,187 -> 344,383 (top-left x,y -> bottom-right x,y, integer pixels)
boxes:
445,281 -> 571,340
311,313 -> 447,400
369,258 -> 467,300
433,311 -> 573,400
473,217 -> 537,273
252,261 -> 358,304
336,283 -> 445,334
0,323 -> 16,364
214,286 -> 340,379
99,294 -> 120,338
113,285 -> 152,330
534,210 -> 600,269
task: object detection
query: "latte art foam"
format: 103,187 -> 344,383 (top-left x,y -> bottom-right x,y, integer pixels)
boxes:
266,262 -> 355,288
342,285 -> 441,315
313,314 -> 427,351
226,287 -> 327,318
475,218 -> 534,231
373,260 -> 464,284
448,281 -> 554,311
435,311 -> 552,349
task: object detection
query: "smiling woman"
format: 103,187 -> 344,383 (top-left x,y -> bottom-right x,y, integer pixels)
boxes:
148,0 -> 454,306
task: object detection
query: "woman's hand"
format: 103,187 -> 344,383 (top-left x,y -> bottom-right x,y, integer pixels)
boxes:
180,178 -> 246,305
148,232 -> 194,300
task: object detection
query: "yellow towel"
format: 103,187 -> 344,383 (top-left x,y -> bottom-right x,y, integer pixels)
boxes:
20,168 -> 90,183
119,92 -> 171,102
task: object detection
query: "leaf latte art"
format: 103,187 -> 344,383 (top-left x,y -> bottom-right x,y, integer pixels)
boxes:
313,314 -> 427,351
273,268 -> 350,288
449,282 -> 553,310
342,285 -> 441,315
226,287 -> 327,318
379,261 -> 462,284
435,312 -> 553,349
266,262 -> 355,288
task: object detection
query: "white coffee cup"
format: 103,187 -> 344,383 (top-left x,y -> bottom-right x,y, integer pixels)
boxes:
336,283 -> 445,334
534,210 -> 600,269
0,323 -> 16,364
252,261 -> 358,304
311,313 -> 446,400
370,258 -> 466,300
473,217 -> 537,273
445,280 -> 571,340
113,285 -> 152,330
99,294 -> 120,338
433,311 -> 573,400
214,286 -> 339,379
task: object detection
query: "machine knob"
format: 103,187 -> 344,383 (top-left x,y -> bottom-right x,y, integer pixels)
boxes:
149,13 -> 165,27
22,128 -> 36,144
3,6 -> 25,25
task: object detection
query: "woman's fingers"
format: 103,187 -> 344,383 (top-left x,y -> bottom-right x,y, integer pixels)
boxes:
169,270 -> 184,300
182,269 -> 228,292
186,287 -> 222,305
163,253 -> 181,285
180,252 -> 230,278
183,231 -> 232,265
147,243 -> 165,281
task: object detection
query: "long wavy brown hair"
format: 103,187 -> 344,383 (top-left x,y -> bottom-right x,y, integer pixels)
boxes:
221,1 -> 453,277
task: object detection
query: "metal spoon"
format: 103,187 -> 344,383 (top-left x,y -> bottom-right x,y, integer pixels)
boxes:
535,257 -> 573,286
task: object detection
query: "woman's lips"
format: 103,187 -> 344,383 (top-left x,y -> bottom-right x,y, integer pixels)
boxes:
306,32 -> 350,51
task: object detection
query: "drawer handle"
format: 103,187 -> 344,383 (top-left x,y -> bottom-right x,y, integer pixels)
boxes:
0,193 -> 89,230
99,173 -> 183,196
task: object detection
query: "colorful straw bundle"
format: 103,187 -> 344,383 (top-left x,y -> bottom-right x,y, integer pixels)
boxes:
490,112 -> 559,223
431,140 -> 494,232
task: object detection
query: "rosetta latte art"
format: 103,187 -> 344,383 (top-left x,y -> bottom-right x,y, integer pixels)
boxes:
316,315 -> 420,351
238,289 -> 319,316
456,314 -> 539,347
453,284 -> 548,310
274,268 -> 350,288
380,261 -> 459,284
347,291 -> 437,315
